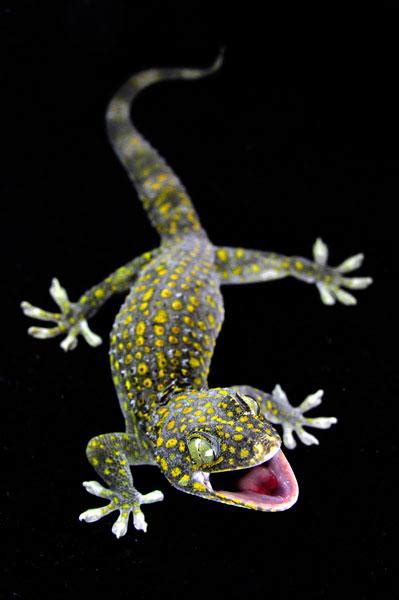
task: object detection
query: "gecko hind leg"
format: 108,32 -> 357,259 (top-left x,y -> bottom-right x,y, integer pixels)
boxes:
79,432 -> 163,537
21,278 -> 102,351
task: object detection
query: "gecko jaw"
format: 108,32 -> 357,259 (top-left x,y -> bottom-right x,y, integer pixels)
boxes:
208,450 -> 299,511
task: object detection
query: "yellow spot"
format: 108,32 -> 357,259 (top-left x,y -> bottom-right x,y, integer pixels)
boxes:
171,300 -> 183,310
167,420 -> 176,430
154,310 -> 168,324
178,474 -> 190,486
171,467 -> 182,477
143,378 -> 152,388
240,448 -> 250,458
135,321 -> 146,335
168,335 -> 179,344
143,288 -> 153,301
160,458 -> 168,471
155,338 -> 165,347
137,362 -> 148,375
161,289 -> 172,298
136,336 -> 144,346
295,260 -> 304,271
166,438 -> 177,448
236,248 -> 245,258
208,313 -> 215,326
94,288 -> 105,299
193,482 -> 207,492
217,248 -> 228,262
124,354 -> 133,365
159,202 -> 172,215
154,325 -> 165,336
189,356 -> 200,368
156,437 -> 164,447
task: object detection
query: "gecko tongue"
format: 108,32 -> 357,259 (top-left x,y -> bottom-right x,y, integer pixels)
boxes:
211,450 -> 299,510
237,464 -> 279,494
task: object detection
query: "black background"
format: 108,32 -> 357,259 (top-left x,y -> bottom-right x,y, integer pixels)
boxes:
2,2 -> 397,599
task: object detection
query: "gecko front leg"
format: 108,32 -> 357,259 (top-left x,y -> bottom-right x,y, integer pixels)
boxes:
231,385 -> 337,449
79,433 -> 163,536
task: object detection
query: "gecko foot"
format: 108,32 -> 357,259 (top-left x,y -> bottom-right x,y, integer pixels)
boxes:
79,480 -> 164,537
271,385 -> 337,450
21,278 -> 102,351
312,238 -> 373,305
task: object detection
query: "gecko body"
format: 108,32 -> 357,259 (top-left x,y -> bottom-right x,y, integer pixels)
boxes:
22,53 -> 372,536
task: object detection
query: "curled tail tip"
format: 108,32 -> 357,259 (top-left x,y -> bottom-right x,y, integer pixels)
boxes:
180,48 -> 225,81
212,46 -> 226,71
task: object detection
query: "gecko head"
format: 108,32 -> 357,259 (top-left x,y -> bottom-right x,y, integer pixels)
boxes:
154,387 -> 298,512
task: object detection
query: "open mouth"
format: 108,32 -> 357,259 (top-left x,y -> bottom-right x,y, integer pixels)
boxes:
209,450 -> 299,511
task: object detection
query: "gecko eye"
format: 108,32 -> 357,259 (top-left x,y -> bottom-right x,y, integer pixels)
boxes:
187,434 -> 217,464
235,393 -> 260,416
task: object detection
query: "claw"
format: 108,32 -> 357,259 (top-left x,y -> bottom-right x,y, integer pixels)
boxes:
306,416 -> 337,429
299,390 -> 324,413
282,425 -> 296,449
341,277 -> 373,290
296,427 -> 319,446
313,238 -> 328,266
336,253 -> 364,273
82,480 -> 112,499
50,277 -> 70,308
28,325 -> 62,339
334,288 -> 357,305
133,510 -> 148,533
21,301 -> 60,321
316,283 -> 336,305
79,504 -> 116,523
79,320 -> 103,347
271,384 -> 290,405
112,512 -> 130,537
60,331 -> 79,351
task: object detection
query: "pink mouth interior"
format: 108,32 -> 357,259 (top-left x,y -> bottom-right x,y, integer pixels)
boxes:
210,450 -> 299,510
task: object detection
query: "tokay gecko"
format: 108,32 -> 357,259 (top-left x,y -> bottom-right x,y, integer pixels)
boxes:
21,53 -> 373,537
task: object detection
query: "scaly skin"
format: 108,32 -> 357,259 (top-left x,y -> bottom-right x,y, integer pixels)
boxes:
21,52 -> 373,537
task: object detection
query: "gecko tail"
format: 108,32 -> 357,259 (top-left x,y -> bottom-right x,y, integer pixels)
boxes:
106,51 -> 224,240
